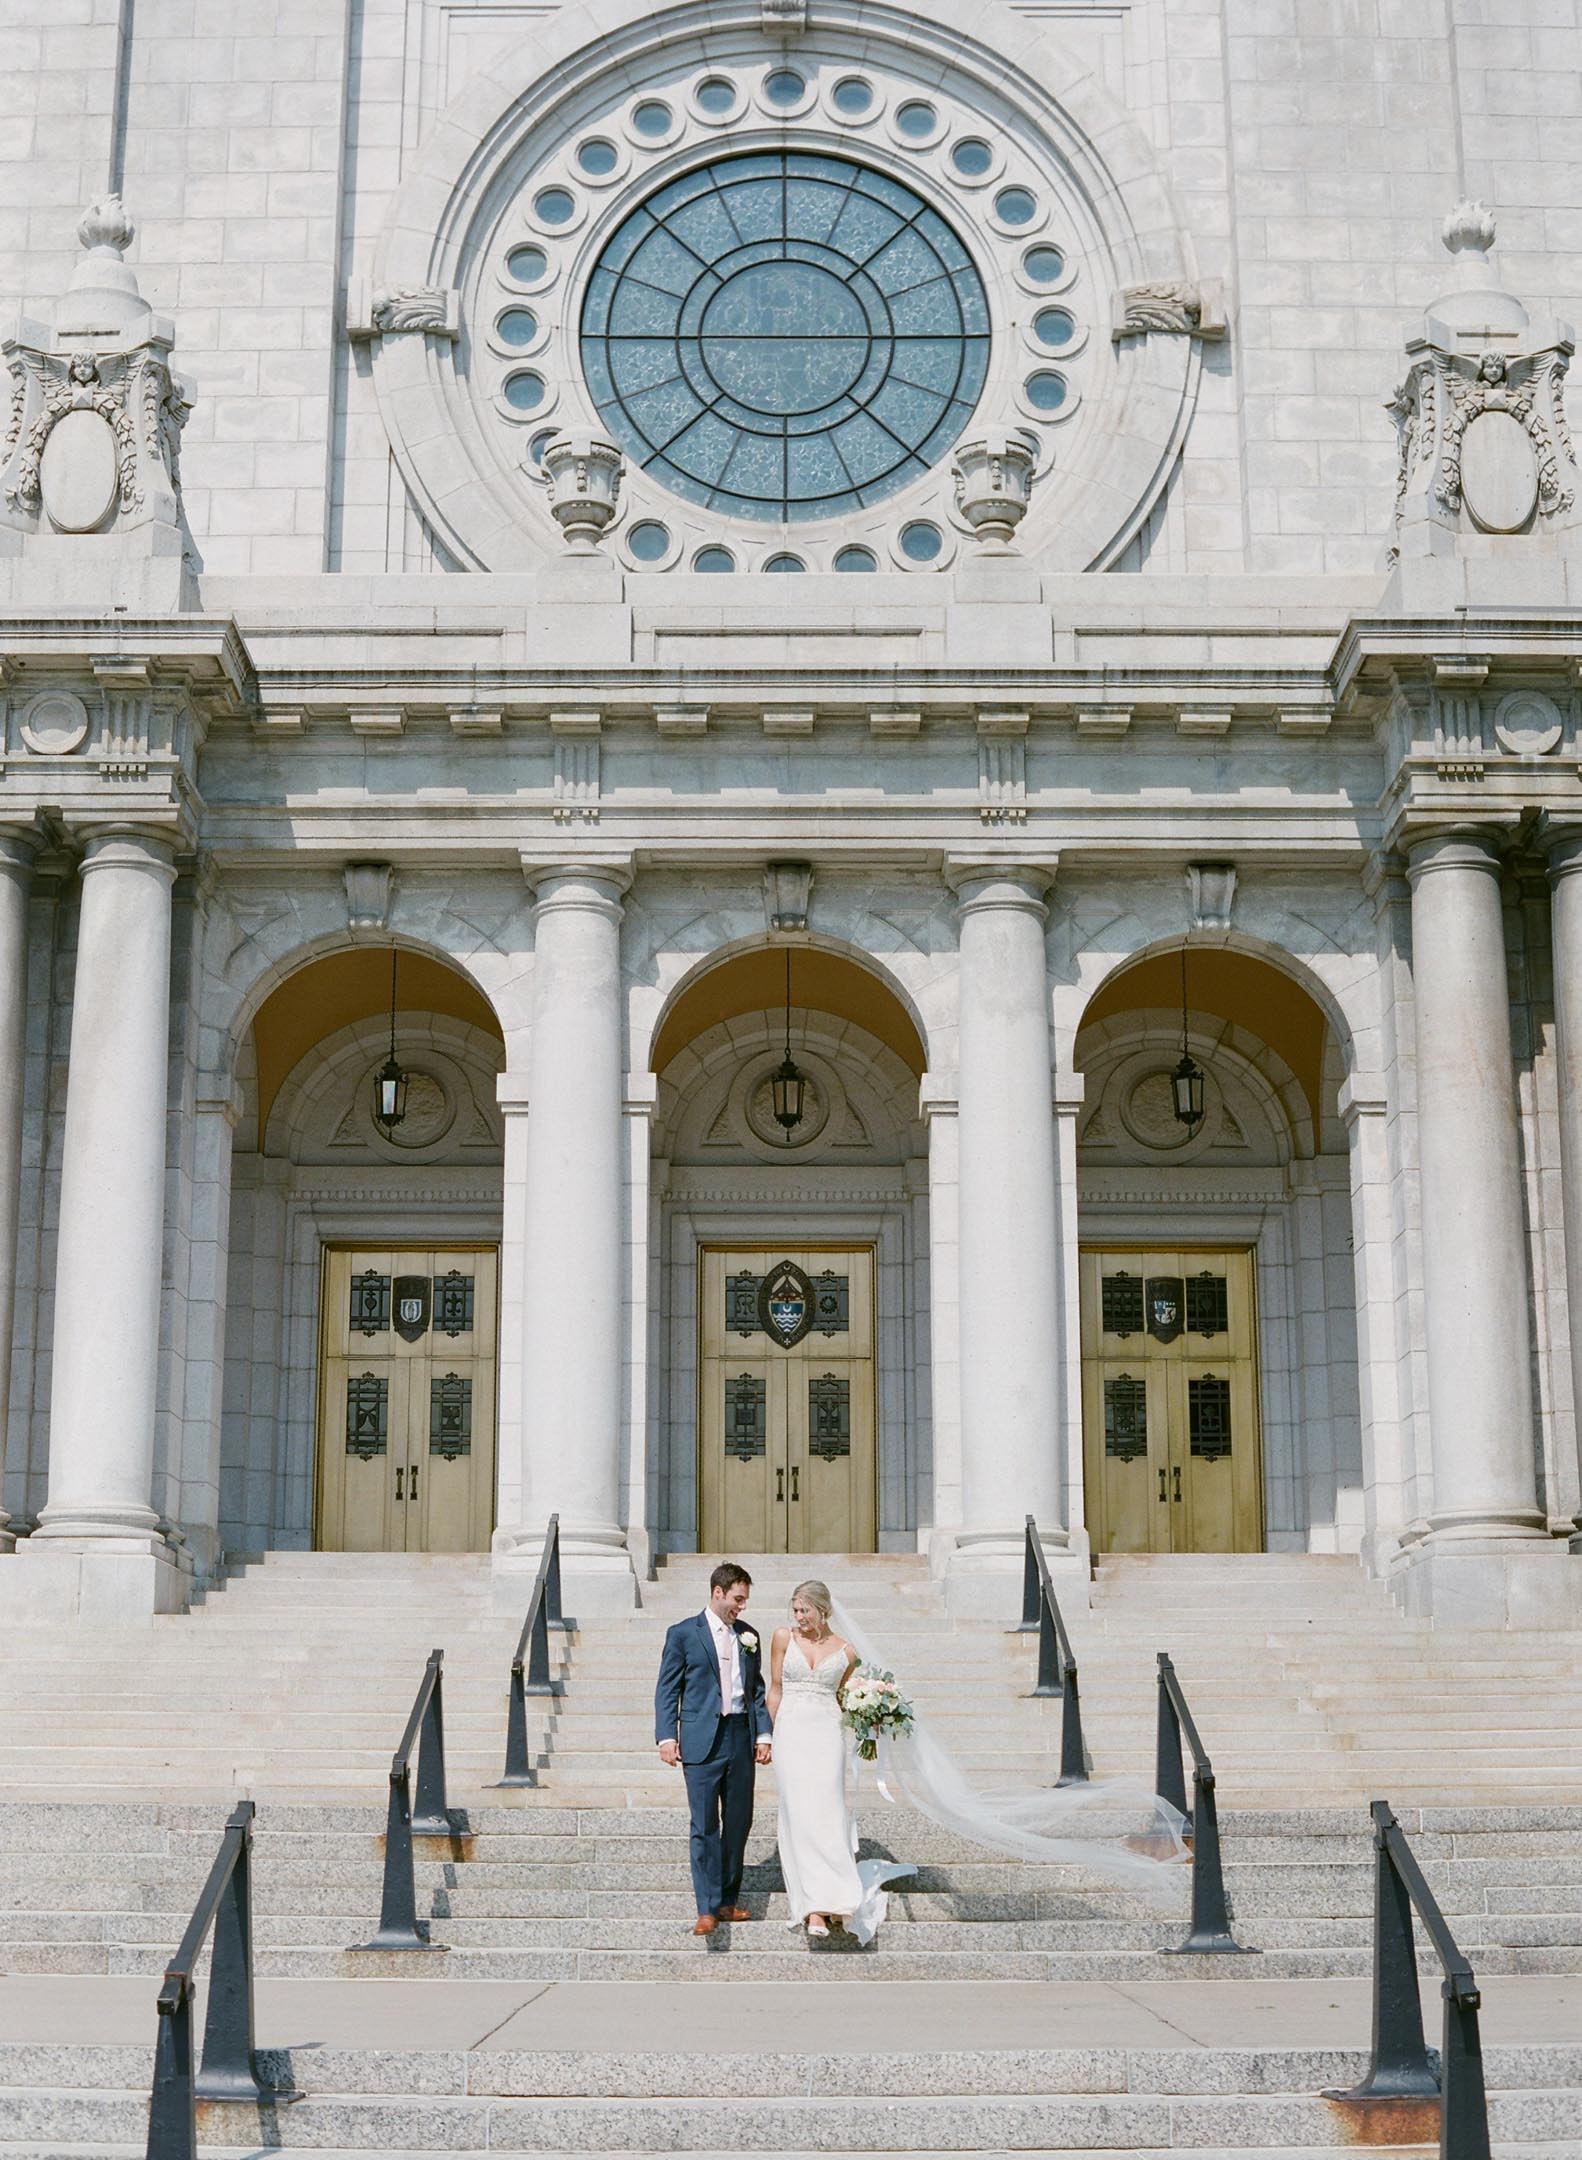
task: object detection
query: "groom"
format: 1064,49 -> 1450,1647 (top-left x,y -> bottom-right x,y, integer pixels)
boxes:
654,1560 -> 773,1935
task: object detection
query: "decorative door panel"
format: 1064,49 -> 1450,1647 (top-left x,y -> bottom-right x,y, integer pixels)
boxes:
1079,1248 -> 1261,1554
699,1246 -> 875,1554
317,1247 -> 498,1553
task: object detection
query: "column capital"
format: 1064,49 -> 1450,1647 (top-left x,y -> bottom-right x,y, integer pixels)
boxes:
74,826 -> 180,885
0,824 -> 40,879
521,857 -> 633,917
1403,827 -> 1507,884
1537,817 -> 1582,882
944,857 -> 1057,916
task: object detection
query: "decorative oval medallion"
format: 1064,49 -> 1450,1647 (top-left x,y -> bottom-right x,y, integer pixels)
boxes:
1460,409 -> 1538,533
38,407 -> 120,533
1494,688 -> 1563,757
18,688 -> 89,756
757,1259 -> 814,1348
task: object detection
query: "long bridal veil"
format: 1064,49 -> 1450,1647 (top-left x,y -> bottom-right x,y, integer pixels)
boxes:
832,1598 -> 1189,1907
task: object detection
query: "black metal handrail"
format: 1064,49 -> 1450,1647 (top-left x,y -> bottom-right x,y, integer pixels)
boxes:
1326,1800 -> 1491,2160
497,1512 -> 574,1789
1155,1651 -> 1257,1957
352,1647 -> 450,1955
1016,1516 -> 1088,1785
146,1801 -> 268,2159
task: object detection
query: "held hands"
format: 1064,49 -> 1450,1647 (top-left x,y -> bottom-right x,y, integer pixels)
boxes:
657,1739 -> 681,1767
755,1741 -> 773,1764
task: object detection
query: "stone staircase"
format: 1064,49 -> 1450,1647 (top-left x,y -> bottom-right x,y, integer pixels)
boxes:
0,1547 -> 1579,2152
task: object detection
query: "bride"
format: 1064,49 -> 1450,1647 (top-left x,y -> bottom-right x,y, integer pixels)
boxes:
767,1578 -> 912,1942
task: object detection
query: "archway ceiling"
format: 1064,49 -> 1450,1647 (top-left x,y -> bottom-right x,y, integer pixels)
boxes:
652,947 -> 925,1078
1079,950 -> 1327,1134
252,949 -> 501,1143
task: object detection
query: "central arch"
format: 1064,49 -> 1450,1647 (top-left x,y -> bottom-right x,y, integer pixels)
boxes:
647,941 -> 928,1559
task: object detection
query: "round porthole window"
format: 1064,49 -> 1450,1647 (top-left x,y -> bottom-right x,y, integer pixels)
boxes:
577,138 -> 619,177
695,76 -> 736,116
633,100 -> 672,139
764,68 -> 806,108
628,519 -> 671,561
1034,307 -> 1075,349
694,545 -> 735,572
951,138 -> 993,178
994,187 -> 1037,227
1025,369 -> 1068,412
1023,244 -> 1066,285
580,152 -> 990,522
496,308 -> 538,347
832,77 -> 874,116
533,188 -> 576,227
900,520 -> 943,562
504,371 -> 546,411
764,552 -> 806,571
835,545 -> 877,571
507,245 -> 548,284
896,100 -> 936,138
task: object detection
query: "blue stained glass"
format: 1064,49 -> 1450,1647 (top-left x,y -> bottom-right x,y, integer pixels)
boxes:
580,152 -> 989,520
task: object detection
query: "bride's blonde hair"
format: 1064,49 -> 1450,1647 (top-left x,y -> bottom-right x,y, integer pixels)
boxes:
790,1578 -> 834,1621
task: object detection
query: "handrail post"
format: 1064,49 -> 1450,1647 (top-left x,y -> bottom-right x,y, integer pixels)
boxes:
1441,1973 -> 1492,2160
411,1647 -> 449,1834
499,1654 -> 538,1788
145,1975 -> 197,2160
1057,1657 -> 1087,1788
1016,1514 -> 1040,1631
1345,1801 -> 1439,2097
546,1512 -> 567,1629
1154,1653 -> 1189,1821
496,1516 -> 570,1790
1033,1580 -> 1062,1696
194,1801 -> 266,2101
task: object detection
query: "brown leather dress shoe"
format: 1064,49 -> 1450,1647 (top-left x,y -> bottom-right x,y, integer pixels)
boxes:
692,1914 -> 718,1936
716,1905 -> 753,1922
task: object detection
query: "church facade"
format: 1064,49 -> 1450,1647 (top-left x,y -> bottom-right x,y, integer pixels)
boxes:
2,0 -> 1582,1626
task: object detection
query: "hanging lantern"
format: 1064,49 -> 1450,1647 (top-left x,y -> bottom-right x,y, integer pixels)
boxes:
373,947 -> 408,1133
1172,941 -> 1205,1131
770,946 -> 807,1139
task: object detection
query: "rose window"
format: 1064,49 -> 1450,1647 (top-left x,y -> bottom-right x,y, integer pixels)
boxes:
579,152 -> 991,521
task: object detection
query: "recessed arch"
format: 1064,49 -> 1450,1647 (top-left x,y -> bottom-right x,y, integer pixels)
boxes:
250,945 -> 503,1146
1076,942 -> 1339,1134
650,942 -> 927,1078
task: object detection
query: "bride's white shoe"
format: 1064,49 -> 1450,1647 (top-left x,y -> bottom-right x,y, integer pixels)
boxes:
805,1915 -> 830,1938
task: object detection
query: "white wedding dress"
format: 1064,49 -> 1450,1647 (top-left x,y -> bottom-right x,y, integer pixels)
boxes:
774,1636 -> 913,1944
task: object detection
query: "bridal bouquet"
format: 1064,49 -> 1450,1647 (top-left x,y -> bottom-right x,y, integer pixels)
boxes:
841,1663 -> 915,1762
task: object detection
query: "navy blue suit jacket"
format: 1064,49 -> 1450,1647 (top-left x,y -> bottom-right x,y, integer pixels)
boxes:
655,1611 -> 772,1763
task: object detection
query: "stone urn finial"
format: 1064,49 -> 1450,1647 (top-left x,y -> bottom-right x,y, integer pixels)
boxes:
76,194 -> 135,257
951,432 -> 1038,553
1442,199 -> 1496,263
541,431 -> 624,553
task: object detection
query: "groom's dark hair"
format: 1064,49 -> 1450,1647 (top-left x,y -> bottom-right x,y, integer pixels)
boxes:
710,1562 -> 752,1594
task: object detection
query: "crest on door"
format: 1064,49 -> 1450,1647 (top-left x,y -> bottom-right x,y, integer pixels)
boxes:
393,1275 -> 431,1342
1145,1277 -> 1184,1344
757,1259 -> 813,1348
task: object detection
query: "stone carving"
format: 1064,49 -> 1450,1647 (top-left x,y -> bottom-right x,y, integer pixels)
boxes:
17,688 -> 89,756
952,432 -> 1037,551
1386,203 -> 1581,563
764,860 -> 813,932
1112,278 -> 1227,341
761,0 -> 806,28
540,431 -> 624,553
343,861 -> 394,937
345,280 -> 460,341
0,196 -> 192,544
1187,862 -> 1237,932
1493,690 -> 1563,757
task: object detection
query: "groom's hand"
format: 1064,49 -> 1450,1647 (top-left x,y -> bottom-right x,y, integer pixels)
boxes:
754,1741 -> 772,1764
657,1739 -> 681,1767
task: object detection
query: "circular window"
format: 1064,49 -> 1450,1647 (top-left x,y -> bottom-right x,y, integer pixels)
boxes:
497,307 -> 538,346
764,68 -> 806,108
835,545 -> 877,571
995,186 -> 1037,227
633,100 -> 673,139
695,76 -> 736,115
504,370 -> 546,411
951,138 -> 993,178
896,100 -> 936,138
628,519 -> 671,562
831,77 -> 873,116
577,138 -> 619,177
1034,307 -> 1075,349
764,553 -> 805,572
533,187 -> 576,227
694,545 -> 735,571
1023,244 -> 1066,285
580,153 -> 990,522
900,519 -> 943,562
1025,369 -> 1067,411
507,244 -> 548,284
526,427 -> 558,468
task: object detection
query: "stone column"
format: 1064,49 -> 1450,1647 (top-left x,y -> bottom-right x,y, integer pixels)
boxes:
1402,831 -> 1549,1620
3,830 -> 184,1623
944,862 -> 1076,1614
509,863 -> 637,1609
0,830 -> 37,1553
1543,829 -> 1582,1554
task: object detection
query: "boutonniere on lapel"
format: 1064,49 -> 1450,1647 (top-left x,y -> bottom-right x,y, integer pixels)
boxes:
738,1628 -> 759,1654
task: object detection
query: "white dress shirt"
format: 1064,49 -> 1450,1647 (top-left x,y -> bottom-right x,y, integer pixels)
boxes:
704,1607 -> 745,1716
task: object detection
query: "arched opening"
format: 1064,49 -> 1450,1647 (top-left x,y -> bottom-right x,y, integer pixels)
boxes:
220,945 -> 506,1559
1074,944 -> 1361,1560
647,943 -> 928,1561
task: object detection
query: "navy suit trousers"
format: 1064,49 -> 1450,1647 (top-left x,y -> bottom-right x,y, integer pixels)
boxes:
682,1712 -> 754,1915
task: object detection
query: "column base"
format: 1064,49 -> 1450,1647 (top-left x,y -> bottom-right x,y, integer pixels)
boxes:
1391,1533 -> 1582,1629
0,1534 -> 191,1625
491,1522 -> 639,1615
942,1525 -> 1090,1619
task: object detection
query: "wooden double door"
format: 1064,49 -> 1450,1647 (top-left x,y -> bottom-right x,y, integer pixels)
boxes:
317,1246 -> 498,1552
1080,1247 -> 1262,1553
699,1245 -> 876,1554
